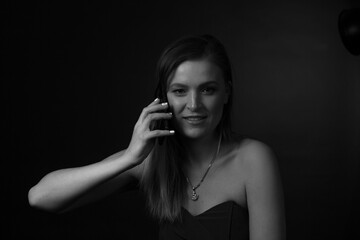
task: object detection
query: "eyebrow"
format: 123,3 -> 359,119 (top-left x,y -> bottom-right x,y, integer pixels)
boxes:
168,81 -> 220,89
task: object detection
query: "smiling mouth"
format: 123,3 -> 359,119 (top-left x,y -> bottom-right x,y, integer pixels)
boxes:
183,116 -> 207,124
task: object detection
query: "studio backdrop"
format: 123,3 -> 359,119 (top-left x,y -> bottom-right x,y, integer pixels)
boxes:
4,0 -> 359,239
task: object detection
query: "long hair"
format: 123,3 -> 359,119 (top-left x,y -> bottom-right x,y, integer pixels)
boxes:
140,34 -> 234,222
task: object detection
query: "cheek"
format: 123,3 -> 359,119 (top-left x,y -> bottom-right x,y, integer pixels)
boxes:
167,94 -> 182,114
208,96 -> 225,113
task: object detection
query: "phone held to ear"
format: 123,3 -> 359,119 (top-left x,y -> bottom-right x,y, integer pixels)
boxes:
152,99 -> 171,145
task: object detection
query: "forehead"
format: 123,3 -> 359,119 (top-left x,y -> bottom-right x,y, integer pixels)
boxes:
168,60 -> 223,86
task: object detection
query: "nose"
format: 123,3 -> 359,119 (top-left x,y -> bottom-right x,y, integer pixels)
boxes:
187,91 -> 202,111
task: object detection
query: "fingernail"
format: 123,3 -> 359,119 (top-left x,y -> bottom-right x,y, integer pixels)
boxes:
169,130 -> 175,134
154,98 -> 159,102
161,102 -> 168,106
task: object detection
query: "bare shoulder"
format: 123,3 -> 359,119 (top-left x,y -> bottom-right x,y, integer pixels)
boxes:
233,138 -> 278,178
239,138 -> 275,160
235,139 -> 286,239
220,138 -> 274,170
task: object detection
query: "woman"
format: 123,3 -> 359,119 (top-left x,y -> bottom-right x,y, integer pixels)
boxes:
28,34 -> 286,240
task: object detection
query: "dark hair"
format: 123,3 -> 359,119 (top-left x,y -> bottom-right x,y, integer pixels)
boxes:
141,34 -> 233,222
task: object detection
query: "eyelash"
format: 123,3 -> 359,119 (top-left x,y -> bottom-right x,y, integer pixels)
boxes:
172,89 -> 185,95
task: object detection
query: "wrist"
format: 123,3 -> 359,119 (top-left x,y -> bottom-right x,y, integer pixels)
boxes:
124,148 -> 143,167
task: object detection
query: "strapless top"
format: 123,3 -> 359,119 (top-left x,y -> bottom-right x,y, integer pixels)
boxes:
159,201 -> 249,240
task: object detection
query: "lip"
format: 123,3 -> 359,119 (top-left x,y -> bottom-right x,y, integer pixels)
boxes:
183,115 -> 207,125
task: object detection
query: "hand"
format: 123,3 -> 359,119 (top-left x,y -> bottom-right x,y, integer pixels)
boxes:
125,98 -> 175,165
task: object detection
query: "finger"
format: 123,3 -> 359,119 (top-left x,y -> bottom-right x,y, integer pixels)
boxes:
146,129 -> 175,139
149,98 -> 160,106
140,101 -> 170,122
144,112 -> 173,131
139,98 -> 160,121
148,102 -> 169,113
146,112 -> 172,122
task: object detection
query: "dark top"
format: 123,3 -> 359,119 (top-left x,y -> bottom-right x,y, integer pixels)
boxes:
159,201 -> 249,240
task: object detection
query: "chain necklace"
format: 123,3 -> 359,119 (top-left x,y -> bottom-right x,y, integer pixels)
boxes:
185,134 -> 222,201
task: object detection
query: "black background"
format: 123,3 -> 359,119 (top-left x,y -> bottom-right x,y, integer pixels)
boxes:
3,0 -> 360,239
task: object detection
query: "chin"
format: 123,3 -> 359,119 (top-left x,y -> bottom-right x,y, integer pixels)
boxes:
178,127 -> 212,140
173,119 -> 217,140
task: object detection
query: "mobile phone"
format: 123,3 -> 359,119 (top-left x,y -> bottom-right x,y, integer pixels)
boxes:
155,98 -> 171,145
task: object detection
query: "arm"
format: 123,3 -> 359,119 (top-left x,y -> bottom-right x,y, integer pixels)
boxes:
28,150 -> 140,213
244,140 -> 286,240
28,98 -> 174,213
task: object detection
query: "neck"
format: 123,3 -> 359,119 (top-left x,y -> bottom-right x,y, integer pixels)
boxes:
180,133 -> 220,166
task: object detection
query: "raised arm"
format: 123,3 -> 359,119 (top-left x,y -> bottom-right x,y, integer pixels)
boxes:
28,98 -> 174,213
28,150 -> 140,213
244,140 -> 286,240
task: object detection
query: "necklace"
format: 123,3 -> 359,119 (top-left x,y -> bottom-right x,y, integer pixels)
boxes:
185,135 -> 222,201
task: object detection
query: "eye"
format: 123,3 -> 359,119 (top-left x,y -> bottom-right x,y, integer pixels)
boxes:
201,87 -> 216,95
172,89 -> 186,96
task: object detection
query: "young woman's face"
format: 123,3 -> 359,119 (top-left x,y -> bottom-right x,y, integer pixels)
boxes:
166,59 -> 229,140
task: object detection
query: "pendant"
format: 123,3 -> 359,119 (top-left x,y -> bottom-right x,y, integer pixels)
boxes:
191,189 -> 199,201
